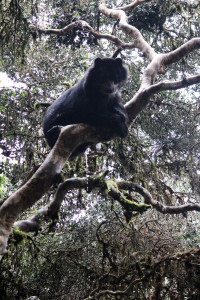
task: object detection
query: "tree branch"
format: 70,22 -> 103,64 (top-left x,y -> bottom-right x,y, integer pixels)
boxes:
117,181 -> 200,214
116,0 -> 151,11
99,0 -> 156,61
125,38 -> 200,122
98,2 -> 200,123
33,20 -> 135,49
147,75 -> 200,93
14,178 -> 200,235
0,124 -> 111,254
163,38 -> 200,65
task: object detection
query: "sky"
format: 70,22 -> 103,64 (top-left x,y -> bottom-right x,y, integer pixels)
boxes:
0,72 -> 25,88
0,72 -> 13,87
0,72 -> 25,164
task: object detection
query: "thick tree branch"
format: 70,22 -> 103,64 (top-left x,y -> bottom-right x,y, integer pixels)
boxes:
98,2 -> 200,123
99,0 -> 156,61
125,38 -> 200,122
147,75 -> 200,93
14,174 -> 148,233
14,177 -> 200,235
0,124 -> 111,254
163,38 -> 200,65
116,0 -> 151,11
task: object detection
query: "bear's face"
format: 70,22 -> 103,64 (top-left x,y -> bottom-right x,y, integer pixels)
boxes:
88,57 -> 128,95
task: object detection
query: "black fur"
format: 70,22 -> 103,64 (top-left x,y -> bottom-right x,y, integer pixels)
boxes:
43,57 -> 129,158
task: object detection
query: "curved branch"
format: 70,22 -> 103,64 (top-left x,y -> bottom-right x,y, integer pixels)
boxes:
14,177 -> 200,235
116,0 -> 151,11
36,1 -> 156,60
117,181 -> 200,214
0,124 -> 111,254
98,2 -> 200,123
147,75 -> 200,93
34,20 -> 135,49
99,1 -> 156,61
164,38 -> 200,65
125,73 -> 200,122
125,38 -> 200,123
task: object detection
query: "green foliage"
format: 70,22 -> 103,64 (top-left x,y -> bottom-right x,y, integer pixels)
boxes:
0,0 -> 36,64
0,173 -> 9,200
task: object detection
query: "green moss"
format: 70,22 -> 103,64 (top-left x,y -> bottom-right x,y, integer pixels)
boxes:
105,180 -> 151,222
11,227 -> 29,246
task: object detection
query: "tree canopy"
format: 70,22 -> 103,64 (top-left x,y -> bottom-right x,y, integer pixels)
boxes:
0,0 -> 200,299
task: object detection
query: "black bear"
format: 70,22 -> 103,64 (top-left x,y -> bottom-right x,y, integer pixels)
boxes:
43,57 -> 129,158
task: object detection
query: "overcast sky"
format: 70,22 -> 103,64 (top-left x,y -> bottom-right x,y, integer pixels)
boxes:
0,72 -> 25,88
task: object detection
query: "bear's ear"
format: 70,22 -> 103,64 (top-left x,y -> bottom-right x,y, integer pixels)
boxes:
115,58 -> 122,65
94,57 -> 103,67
